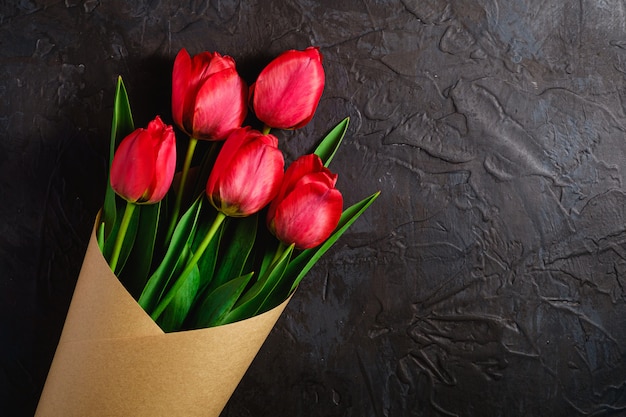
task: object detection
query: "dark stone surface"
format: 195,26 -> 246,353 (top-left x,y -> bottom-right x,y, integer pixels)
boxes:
2,1 -> 626,416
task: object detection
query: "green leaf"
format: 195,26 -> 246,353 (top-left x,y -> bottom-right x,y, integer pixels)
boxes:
256,242 -> 277,278
150,211 -> 227,321
102,201 -> 140,273
102,77 -> 134,239
191,208 -> 225,298
210,214 -> 258,291
96,221 -> 105,251
118,202 -> 161,299
189,272 -> 254,328
246,221 -> 280,279
156,254 -> 200,332
256,248 -> 297,314
138,196 -> 203,313
219,244 -> 294,325
285,191 -> 380,293
314,117 -> 349,167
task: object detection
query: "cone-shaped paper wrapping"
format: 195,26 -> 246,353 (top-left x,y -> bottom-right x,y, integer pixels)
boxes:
35,222 -> 291,417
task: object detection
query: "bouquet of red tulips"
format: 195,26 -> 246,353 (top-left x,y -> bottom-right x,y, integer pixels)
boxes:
101,46 -> 378,331
35,46 -> 378,417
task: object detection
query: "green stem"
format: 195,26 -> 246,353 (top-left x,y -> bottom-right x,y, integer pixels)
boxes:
262,125 -> 271,135
165,136 -> 199,244
151,211 -> 227,321
109,201 -> 136,273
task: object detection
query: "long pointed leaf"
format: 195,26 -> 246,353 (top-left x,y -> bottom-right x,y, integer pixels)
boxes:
285,191 -> 380,293
138,197 -> 203,313
314,117 -> 349,167
102,77 -> 134,239
211,214 -> 258,291
190,272 -> 254,328
191,208 -> 225,298
220,244 -> 294,324
157,257 -> 200,332
119,202 -> 161,299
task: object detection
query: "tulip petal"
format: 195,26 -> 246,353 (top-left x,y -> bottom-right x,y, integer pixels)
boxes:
190,51 -> 215,78
252,47 -> 324,129
172,49 -> 192,134
207,128 -> 283,217
110,117 -> 176,204
146,124 -> 176,203
110,130 -> 157,203
207,127 -> 250,198
273,182 -> 343,249
193,69 -> 248,140
173,49 -> 247,140
268,154 -> 335,221
275,154 -> 322,199
219,143 -> 283,215
205,53 -> 236,76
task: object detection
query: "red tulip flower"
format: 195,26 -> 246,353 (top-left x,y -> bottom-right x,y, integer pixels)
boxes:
206,127 -> 284,217
250,47 -> 325,130
267,154 -> 343,249
110,116 -> 176,204
172,48 -> 248,140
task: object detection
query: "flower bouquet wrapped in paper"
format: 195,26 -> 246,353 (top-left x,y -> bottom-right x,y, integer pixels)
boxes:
35,46 -> 378,417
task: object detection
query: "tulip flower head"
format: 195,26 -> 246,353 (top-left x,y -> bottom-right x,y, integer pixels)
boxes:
110,116 -> 176,204
267,154 -> 343,249
206,127 -> 284,217
172,48 -> 248,140
250,47 -> 325,130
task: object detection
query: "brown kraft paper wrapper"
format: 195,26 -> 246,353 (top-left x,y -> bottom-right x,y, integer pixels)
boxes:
35,222 -> 291,417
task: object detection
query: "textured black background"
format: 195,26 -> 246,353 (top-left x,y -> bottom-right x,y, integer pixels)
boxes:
3,1 -> 626,416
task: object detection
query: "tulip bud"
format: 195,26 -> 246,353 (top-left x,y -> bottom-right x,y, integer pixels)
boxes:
110,116 -> 176,204
206,127 -> 284,217
172,48 -> 248,140
267,154 -> 343,249
250,47 -> 325,130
